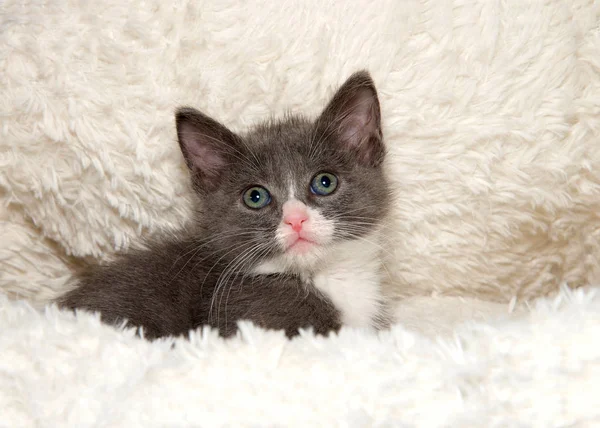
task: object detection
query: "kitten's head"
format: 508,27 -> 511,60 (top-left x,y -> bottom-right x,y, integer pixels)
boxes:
176,71 -> 390,275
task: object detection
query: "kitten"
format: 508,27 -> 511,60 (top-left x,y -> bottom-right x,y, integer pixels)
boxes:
58,71 -> 391,339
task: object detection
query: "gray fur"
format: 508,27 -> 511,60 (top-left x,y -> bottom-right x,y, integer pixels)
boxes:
59,70 -> 390,339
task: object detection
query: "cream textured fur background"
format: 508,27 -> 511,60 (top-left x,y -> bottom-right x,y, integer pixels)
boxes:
2,287 -> 600,426
2,2 -> 600,426
1,0 -> 600,306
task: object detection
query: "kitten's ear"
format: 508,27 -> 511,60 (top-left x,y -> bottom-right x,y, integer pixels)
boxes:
176,107 -> 240,191
317,71 -> 384,166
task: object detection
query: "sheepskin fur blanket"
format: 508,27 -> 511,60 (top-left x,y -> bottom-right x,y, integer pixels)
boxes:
2,287 -> 600,426
1,0 -> 600,426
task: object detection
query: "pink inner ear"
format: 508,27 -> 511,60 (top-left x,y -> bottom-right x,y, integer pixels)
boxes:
188,144 -> 226,176
338,90 -> 377,148
179,123 -> 226,177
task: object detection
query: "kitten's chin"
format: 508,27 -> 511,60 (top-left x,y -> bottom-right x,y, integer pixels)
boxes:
285,237 -> 317,254
283,242 -> 324,271
252,242 -> 328,277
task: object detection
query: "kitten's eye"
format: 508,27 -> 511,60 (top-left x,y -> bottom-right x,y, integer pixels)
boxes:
310,172 -> 338,196
242,186 -> 271,209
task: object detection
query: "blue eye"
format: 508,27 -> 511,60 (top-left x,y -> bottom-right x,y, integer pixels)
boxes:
310,172 -> 338,196
242,186 -> 271,209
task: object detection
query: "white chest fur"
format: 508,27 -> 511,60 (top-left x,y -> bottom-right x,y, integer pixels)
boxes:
252,230 -> 386,329
312,233 -> 385,329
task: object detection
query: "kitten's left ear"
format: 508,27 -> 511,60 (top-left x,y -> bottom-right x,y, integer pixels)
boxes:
317,71 -> 384,167
175,107 -> 241,192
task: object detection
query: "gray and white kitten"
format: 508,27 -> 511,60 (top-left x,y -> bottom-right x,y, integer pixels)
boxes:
59,71 -> 392,339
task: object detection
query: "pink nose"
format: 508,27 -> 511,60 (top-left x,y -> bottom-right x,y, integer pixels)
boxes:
284,212 -> 307,232
283,201 -> 309,232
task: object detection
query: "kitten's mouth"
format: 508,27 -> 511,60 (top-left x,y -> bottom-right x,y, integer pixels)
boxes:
286,236 -> 317,253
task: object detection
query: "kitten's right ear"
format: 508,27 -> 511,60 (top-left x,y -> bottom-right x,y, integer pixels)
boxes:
317,71 -> 384,167
176,107 -> 240,191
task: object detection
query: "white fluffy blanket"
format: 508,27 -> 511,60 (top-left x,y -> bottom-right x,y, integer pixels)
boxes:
2,0 -> 600,426
2,287 -> 600,426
